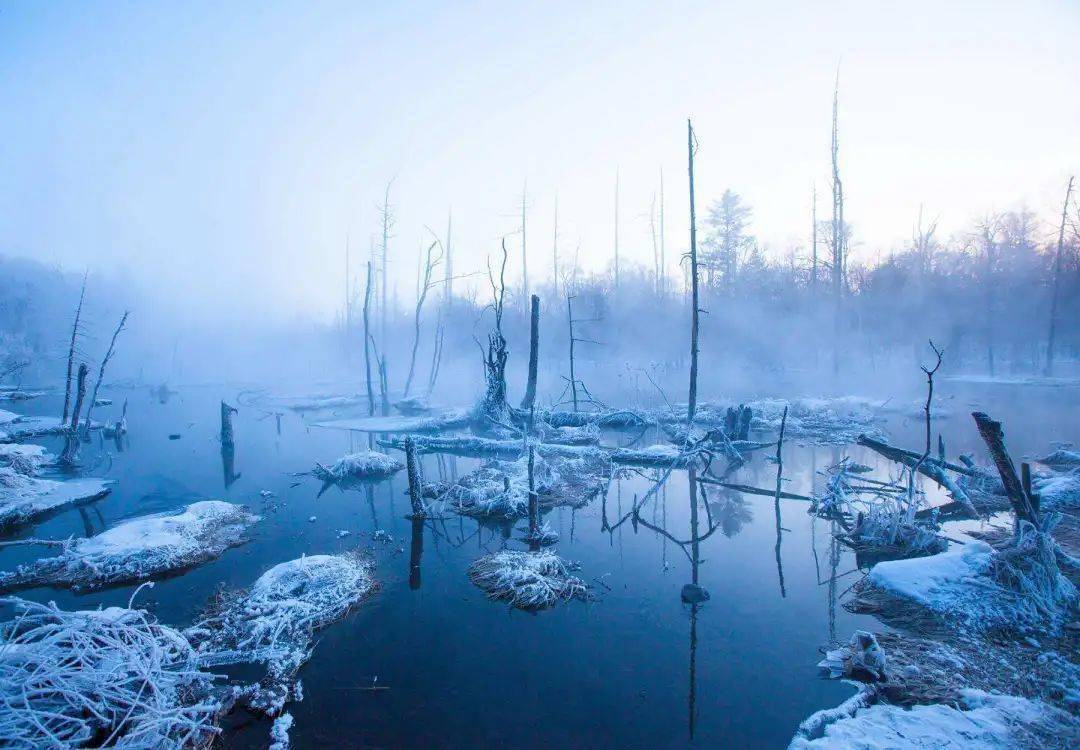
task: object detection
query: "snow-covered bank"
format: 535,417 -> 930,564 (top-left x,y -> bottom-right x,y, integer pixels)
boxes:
0,500 -> 258,592
0,468 -> 112,531
790,688 -> 1076,749
312,450 -> 403,483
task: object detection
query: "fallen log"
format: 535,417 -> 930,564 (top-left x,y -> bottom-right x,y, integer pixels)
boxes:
855,435 -> 973,476
856,434 -> 978,518
971,411 -> 1040,529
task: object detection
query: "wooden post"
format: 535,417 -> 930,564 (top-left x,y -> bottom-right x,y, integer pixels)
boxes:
687,119 -> 700,425
220,401 -> 237,448
62,273 -> 88,425
521,295 -> 540,411
405,436 -> 424,518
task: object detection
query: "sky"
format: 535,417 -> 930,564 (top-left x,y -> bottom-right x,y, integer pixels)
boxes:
1,0 -> 1078,322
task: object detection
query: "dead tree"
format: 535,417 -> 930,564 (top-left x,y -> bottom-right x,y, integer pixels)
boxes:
220,401 -> 237,448
404,436 -> 425,518
83,311 -> 129,435
62,272 -> 88,425
686,119 -> 701,424
477,239 -> 510,423
650,192 -> 660,296
370,336 -> 390,416
659,167 -> 666,296
427,317 -> 445,396
403,240 -> 442,398
59,364 -> 88,466
551,194 -> 559,301
857,434 -> 977,518
972,412 -> 1040,529
567,296 -> 579,412
830,69 -> 845,374
613,167 -> 620,290
520,181 -> 529,310
378,180 -> 394,350
443,210 -> 453,308
1045,175 -> 1075,377
363,260 -> 375,416
520,295 -> 540,411
773,406 -> 788,598
909,340 -> 944,506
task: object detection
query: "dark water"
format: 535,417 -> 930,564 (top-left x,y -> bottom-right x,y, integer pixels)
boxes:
3,381 -> 1076,748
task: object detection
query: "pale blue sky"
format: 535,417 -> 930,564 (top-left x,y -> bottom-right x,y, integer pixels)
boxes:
2,1 -> 1078,321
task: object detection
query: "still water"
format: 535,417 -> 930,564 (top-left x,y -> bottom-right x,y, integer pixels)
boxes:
3,382 -> 1075,748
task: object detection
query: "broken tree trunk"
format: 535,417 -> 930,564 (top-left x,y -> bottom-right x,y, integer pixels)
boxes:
405,436 -> 424,518
520,295 -> 540,411
220,401 -> 237,449
687,119 -> 700,424
363,260 -> 375,417
971,411 -> 1039,529
60,364 -> 89,466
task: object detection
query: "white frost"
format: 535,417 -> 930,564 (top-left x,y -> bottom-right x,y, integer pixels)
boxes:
313,450 -> 404,482
0,467 -> 112,531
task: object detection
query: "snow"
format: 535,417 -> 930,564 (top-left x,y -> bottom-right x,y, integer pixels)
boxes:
0,409 -> 18,426
0,468 -> 113,530
185,553 -> 375,716
313,450 -> 404,482
1037,449 -> 1080,471
1033,471 -> 1080,509
869,541 -> 995,611
0,500 -> 258,593
789,689 -> 1076,749
0,442 -> 51,475
269,712 -> 294,750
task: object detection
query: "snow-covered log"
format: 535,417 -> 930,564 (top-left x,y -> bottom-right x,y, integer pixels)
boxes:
312,451 -> 404,483
0,500 -> 257,593
185,553 -> 375,716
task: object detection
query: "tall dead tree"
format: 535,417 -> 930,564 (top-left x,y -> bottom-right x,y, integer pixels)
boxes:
810,184 -> 818,291
830,69 -> 845,374
363,260 -> 375,417
659,167 -> 666,296
613,167 -> 621,290
520,295 -> 540,411
551,194 -> 559,301
910,340 -> 944,506
59,364 -> 88,466
83,311 -> 129,434
477,239 -> 510,423
378,180 -> 394,351
520,181 -> 529,310
1045,175 -> 1075,377
687,119 -> 701,425
403,241 -> 442,398
62,272 -> 88,425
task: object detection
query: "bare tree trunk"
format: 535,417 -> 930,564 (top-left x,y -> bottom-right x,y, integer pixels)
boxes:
830,70 -> 844,375
62,273 -> 88,425
552,194 -> 559,301
363,261 -> 375,416
650,192 -> 660,296
687,120 -> 700,424
1045,175 -> 1074,377
405,436 -> 425,518
520,295 -> 540,411
404,241 -> 440,398
83,311 -> 129,434
220,401 -> 237,448
613,167 -> 620,290
567,295 -> 578,412
910,341 -> 943,507
60,364 -> 88,466
379,181 -> 393,352
659,167 -> 666,297
520,181 -> 529,310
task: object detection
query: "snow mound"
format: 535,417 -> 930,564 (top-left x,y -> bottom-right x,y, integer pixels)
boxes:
1038,449 -> 1080,471
0,467 -> 112,531
0,500 -> 258,593
0,442 -> 52,475
313,451 -> 404,482
789,689 -> 1077,749
865,527 -> 1077,633
468,549 -> 587,609
185,552 -> 375,716
0,409 -> 19,426
0,597 -> 222,748
1034,471 -> 1080,510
